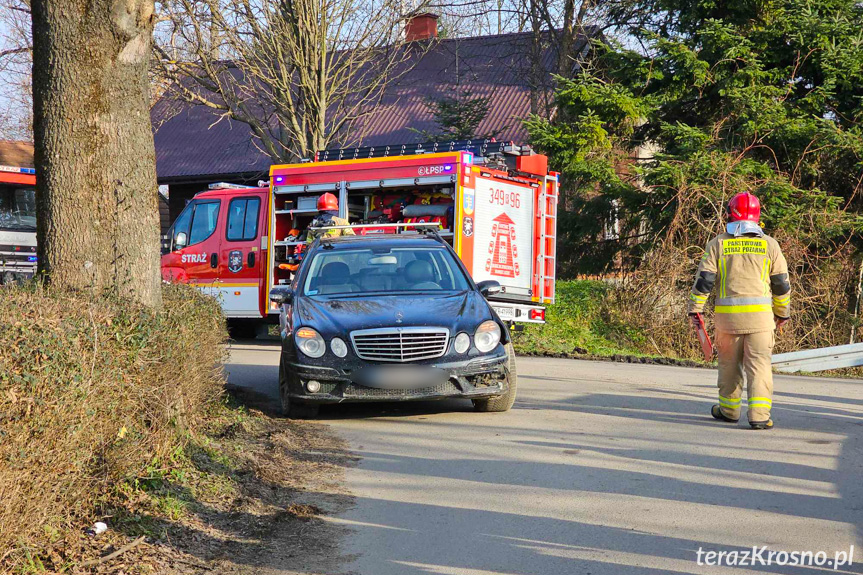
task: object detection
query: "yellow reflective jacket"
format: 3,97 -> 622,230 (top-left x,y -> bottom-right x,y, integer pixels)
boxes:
306,213 -> 355,244
687,229 -> 791,334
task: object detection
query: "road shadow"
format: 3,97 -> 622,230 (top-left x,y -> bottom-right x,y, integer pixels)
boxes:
220,346 -> 863,574
332,494 -> 863,575
317,398 -> 476,420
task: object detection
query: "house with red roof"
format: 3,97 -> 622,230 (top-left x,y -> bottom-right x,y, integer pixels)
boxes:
151,15 -> 597,221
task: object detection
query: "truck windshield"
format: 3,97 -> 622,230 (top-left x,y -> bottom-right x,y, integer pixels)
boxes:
304,247 -> 471,296
0,187 -> 36,231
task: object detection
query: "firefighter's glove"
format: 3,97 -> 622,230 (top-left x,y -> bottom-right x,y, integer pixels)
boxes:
688,313 -> 701,330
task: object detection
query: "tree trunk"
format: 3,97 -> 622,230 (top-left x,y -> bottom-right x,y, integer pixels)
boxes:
528,0 -> 543,115
556,0 -> 576,77
31,0 -> 162,308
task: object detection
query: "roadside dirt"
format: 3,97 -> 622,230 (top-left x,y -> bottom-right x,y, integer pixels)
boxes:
61,390 -> 357,575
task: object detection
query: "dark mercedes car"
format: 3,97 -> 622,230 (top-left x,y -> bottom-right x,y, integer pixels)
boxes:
269,233 -> 517,418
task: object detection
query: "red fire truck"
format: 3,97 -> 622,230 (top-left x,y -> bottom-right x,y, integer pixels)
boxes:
0,160 -> 37,284
161,141 -> 558,332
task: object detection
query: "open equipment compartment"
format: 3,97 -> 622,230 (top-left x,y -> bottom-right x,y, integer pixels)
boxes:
268,144 -> 557,322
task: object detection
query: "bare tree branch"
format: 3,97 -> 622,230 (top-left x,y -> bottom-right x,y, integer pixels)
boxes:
153,0 -> 433,162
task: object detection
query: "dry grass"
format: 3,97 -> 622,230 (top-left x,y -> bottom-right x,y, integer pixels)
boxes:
0,283 -> 226,570
604,233 -> 859,360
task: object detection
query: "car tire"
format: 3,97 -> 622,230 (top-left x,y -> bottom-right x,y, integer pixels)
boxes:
473,342 -> 517,413
279,358 -> 321,419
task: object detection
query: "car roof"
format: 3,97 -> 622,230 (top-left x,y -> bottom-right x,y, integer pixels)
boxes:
318,234 -> 446,250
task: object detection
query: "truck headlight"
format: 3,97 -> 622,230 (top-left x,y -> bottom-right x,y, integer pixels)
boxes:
331,337 -> 348,358
474,321 -> 501,353
296,327 -> 326,358
454,332 -> 470,354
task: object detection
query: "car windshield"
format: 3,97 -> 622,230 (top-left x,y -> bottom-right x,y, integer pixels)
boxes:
0,187 -> 36,231
303,246 -> 471,295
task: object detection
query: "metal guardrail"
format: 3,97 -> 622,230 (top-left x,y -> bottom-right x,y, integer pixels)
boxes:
772,343 -> 863,373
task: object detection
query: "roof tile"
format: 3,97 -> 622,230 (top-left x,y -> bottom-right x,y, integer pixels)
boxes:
153,30 -> 591,181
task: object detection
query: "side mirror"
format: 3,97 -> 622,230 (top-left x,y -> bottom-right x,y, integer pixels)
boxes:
174,231 -> 188,250
476,280 -> 502,297
269,286 -> 294,305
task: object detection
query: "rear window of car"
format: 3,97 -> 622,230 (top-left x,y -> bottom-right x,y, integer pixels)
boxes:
303,247 -> 470,295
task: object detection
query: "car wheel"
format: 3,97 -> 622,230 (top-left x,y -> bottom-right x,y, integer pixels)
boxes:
279,357 -> 321,419
473,342 -> 517,413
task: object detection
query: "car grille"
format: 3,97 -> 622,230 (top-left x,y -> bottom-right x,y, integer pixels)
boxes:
350,327 -> 450,362
344,381 -> 459,398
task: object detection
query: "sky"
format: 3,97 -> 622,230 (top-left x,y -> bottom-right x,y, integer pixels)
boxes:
0,2 -> 31,142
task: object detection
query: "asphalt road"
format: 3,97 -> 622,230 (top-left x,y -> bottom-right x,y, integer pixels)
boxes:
226,341 -> 863,575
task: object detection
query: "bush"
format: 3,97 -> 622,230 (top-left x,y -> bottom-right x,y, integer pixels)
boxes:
0,283 -> 226,562
514,280 -> 648,356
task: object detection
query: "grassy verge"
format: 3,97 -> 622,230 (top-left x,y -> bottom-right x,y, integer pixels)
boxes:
2,391 -> 352,574
97,394 -> 353,575
1,282 -> 353,574
513,280 -> 653,358
0,283 -> 226,572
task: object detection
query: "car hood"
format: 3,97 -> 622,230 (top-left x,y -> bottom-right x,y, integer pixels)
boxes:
294,291 -> 492,335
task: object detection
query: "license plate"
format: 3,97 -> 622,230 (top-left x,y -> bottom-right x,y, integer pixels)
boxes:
493,306 -> 515,320
353,366 -> 445,389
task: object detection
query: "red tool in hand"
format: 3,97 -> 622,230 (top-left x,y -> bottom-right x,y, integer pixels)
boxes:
692,313 -> 714,361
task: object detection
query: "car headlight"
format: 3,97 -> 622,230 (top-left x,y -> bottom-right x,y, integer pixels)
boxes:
454,332 -> 470,354
296,327 -> 326,358
474,321 -> 501,353
331,337 -> 348,358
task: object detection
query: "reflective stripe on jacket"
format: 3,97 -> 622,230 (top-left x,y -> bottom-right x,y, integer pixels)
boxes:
687,232 -> 790,334
306,214 -> 355,244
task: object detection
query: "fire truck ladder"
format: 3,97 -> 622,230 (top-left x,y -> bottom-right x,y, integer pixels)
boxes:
314,139 -> 534,162
537,175 -> 558,304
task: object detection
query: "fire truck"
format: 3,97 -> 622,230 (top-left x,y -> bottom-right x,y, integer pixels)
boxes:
161,140 -> 558,332
0,162 -> 37,284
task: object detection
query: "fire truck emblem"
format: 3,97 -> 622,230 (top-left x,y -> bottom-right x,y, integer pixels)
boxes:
228,250 -> 243,273
485,213 -> 518,278
463,190 -> 475,216
462,216 -> 474,237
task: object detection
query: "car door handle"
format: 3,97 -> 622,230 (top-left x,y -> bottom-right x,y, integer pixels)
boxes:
248,252 -> 255,268
210,253 -> 218,268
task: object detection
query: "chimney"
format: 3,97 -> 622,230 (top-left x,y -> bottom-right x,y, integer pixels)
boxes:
405,13 -> 439,42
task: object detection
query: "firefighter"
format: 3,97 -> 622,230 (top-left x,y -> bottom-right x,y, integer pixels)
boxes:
687,192 -> 791,430
306,193 -> 355,244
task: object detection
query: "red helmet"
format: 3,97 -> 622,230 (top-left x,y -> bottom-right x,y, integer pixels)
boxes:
727,192 -> 761,223
317,192 -> 339,211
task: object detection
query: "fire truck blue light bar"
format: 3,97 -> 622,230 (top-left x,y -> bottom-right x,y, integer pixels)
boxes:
0,165 -> 36,175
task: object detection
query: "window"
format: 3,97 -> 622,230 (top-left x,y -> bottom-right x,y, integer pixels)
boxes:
226,197 -> 260,241
170,203 -> 193,250
303,247 -> 470,296
0,187 -> 36,231
188,200 -> 220,245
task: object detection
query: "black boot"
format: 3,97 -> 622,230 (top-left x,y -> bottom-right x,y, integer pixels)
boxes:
749,419 -> 774,430
711,404 -> 739,423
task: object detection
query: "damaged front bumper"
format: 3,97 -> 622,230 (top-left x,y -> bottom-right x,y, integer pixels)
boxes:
284,351 -> 510,403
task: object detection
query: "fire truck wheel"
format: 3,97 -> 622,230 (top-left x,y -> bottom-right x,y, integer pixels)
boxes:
473,342 -> 517,413
279,361 -> 321,419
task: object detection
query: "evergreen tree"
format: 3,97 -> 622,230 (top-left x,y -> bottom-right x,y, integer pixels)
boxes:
417,89 -> 503,142
527,0 -> 863,348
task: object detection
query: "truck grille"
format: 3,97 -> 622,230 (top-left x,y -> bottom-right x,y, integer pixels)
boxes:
350,327 -> 449,362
